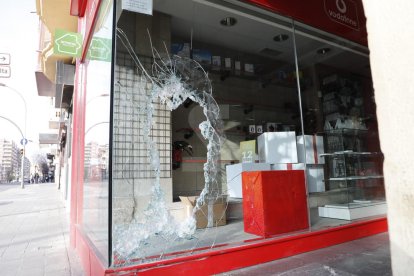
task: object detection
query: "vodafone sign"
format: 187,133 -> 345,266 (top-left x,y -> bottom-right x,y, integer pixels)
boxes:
324,0 -> 360,30
245,0 -> 367,46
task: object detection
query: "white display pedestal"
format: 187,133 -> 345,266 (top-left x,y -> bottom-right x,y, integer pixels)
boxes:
318,201 -> 387,220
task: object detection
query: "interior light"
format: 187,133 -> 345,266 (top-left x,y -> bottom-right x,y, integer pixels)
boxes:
220,17 -> 237,27
317,48 -> 331,55
273,34 -> 289,42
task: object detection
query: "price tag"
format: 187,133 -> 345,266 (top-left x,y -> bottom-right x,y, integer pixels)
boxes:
256,125 -> 263,134
249,125 -> 256,134
240,140 -> 256,163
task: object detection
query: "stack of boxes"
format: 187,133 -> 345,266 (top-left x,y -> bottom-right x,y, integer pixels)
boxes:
257,132 -> 325,193
224,131 -> 326,235
226,131 -> 325,200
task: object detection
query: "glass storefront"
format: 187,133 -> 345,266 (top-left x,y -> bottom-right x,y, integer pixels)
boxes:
79,0 -> 385,268
81,0 -> 113,265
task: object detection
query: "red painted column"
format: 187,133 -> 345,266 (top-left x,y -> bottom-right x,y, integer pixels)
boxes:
70,59 -> 81,248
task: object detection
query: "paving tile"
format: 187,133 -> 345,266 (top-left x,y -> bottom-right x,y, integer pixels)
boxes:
44,269 -> 71,276
20,258 -> 44,270
17,268 -> 44,276
0,259 -> 22,276
45,262 -> 70,272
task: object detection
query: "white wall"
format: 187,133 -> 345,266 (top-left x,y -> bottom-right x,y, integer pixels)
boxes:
362,0 -> 414,273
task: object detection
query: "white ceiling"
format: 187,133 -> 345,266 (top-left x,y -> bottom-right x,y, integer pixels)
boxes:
154,0 -> 371,77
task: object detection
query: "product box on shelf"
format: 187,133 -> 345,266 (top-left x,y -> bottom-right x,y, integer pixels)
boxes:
193,49 -> 212,66
242,170 -> 308,237
212,56 -> 221,70
180,196 -> 227,229
171,43 -> 190,58
258,132 -> 298,164
297,135 -> 325,164
226,163 -> 271,198
224,57 -> 232,69
244,63 -> 254,73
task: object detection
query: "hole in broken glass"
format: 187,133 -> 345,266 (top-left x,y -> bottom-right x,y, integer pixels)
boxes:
113,28 -> 228,264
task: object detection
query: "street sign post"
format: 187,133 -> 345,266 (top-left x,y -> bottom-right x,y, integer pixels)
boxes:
0,65 -> 11,78
0,53 -> 11,65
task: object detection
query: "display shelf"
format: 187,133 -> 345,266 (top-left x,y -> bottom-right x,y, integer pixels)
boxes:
319,126 -> 385,220
320,151 -> 383,157
209,69 -> 297,89
326,175 -> 384,181
323,128 -> 369,135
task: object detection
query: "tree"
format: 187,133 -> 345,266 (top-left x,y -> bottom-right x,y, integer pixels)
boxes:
6,168 -> 14,182
31,152 -> 49,180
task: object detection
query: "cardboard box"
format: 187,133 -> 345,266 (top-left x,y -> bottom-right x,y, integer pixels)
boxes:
179,196 -> 227,229
297,135 -> 325,164
242,170 -> 308,237
258,132 -> 298,164
226,163 -> 271,198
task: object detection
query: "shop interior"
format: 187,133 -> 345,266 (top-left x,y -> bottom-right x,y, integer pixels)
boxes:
83,0 -> 389,265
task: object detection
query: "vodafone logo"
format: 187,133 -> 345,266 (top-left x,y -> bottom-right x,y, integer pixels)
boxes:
324,0 -> 360,30
336,0 -> 347,13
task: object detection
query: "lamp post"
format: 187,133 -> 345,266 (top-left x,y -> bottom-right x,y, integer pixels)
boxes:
0,83 -> 28,189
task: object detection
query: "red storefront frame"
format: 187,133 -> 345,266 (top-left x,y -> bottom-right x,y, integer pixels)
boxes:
69,0 -> 384,275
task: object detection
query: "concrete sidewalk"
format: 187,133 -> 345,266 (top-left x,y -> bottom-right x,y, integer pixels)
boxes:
0,182 -> 84,276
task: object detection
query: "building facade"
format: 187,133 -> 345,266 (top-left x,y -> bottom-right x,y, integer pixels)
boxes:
36,0 -> 388,274
0,139 -> 21,182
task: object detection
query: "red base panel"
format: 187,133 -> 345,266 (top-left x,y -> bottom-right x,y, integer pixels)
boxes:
75,226 -> 106,276
72,217 -> 388,275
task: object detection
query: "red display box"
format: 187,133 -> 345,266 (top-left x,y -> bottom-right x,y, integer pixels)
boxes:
242,170 -> 309,237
